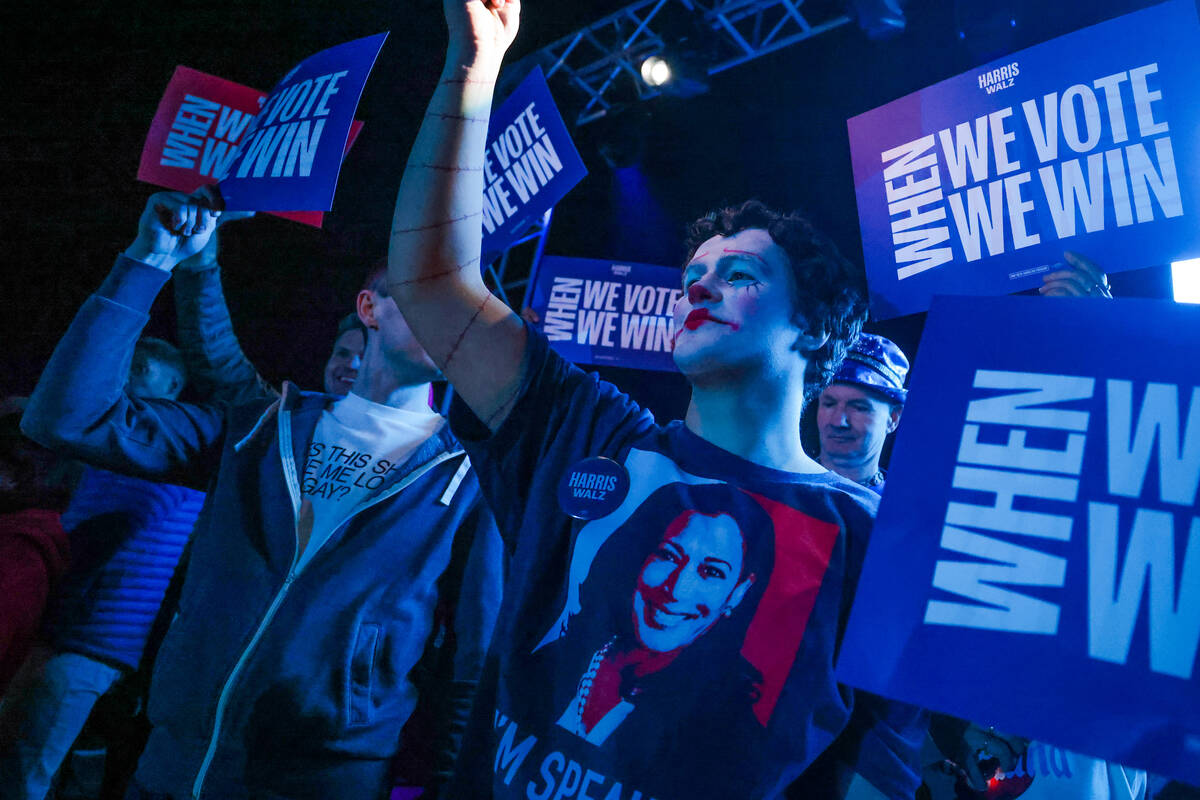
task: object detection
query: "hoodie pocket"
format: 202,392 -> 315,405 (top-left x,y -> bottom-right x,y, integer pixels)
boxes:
347,622 -> 381,727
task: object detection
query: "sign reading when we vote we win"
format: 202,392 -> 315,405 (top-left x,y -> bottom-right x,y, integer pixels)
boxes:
525,256 -> 683,373
138,66 -> 364,228
216,33 -> 386,214
848,1 -> 1200,319
481,67 -> 587,261
836,295 -> 1200,785
140,34 -> 385,224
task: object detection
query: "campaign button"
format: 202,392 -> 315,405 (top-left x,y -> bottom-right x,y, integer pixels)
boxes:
557,457 -> 630,520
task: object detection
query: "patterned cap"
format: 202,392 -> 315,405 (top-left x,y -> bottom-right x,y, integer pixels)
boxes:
832,333 -> 909,405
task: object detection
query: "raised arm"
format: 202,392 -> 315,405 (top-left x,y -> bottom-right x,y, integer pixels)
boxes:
173,208 -> 279,406
22,192 -> 228,486
388,0 -> 525,432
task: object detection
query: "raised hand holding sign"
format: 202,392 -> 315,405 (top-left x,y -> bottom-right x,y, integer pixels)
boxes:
1039,251 -> 1112,298
124,191 -> 221,271
139,65 -> 366,227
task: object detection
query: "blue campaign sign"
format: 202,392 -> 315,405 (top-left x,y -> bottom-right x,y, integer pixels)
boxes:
481,68 -> 588,261
848,1 -> 1200,319
835,294 -> 1200,784
217,33 -> 387,212
526,255 -> 683,373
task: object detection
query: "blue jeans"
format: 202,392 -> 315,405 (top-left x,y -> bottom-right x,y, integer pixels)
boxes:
0,647 -> 124,799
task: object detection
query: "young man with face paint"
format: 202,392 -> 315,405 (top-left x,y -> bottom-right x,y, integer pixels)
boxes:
385,2 -> 927,797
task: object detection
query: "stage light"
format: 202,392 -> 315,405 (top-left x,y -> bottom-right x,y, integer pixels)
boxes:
1172,259 -> 1200,304
640,56 -> 672,88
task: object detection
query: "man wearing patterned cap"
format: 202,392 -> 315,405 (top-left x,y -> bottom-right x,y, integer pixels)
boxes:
816,333 -> 909,493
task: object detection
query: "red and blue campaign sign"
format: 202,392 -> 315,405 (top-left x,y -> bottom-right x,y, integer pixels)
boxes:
836,294 -> 1200,784
482,68 -> 587,261
848,1 -> 1200,319
139,67 -> 264,191
526,255 -> 683,373
216,33 -> 387,213
138,66 -> 363,227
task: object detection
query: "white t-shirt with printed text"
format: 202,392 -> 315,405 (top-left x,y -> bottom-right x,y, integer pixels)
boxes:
297,391 -> 445,569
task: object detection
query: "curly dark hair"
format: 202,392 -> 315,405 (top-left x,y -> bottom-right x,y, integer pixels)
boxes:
683,200 -> 868,405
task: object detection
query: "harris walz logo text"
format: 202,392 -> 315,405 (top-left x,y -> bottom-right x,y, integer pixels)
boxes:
978,61 -> 1020,94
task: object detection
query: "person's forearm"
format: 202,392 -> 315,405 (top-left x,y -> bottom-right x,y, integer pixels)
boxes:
387,50 -> 499,351
24,256 -> 166,450
174,264 -> 278,405
23,256 -> 222,484
386,4 -> 526,430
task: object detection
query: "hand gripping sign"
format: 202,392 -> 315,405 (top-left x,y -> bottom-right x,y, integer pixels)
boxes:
835,293 -> 1200,785
139,66 -> 364,227
848,1 -> 1200,318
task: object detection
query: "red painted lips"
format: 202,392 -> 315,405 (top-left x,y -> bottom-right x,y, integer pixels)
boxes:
683,309 -> 729,330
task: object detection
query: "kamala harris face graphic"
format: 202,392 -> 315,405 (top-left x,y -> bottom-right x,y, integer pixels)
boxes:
631,509 -> 756,654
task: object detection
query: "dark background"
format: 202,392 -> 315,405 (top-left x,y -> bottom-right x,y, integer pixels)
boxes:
1,0 -> 1181,423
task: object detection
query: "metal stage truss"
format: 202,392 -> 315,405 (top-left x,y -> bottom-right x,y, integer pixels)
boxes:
529,0 -> 853,126
488,1 -> 852,306
484,208 -> 555,309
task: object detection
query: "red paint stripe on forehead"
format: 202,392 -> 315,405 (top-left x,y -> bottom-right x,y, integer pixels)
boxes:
722,248 -> 769,265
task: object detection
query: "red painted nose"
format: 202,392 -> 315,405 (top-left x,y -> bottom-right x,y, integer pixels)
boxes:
687,280 -> 716,304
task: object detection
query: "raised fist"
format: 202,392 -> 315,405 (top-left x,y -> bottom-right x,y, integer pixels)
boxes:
444,0 -> 521,67
124,190 -> 222,271
174,185 -> 256,273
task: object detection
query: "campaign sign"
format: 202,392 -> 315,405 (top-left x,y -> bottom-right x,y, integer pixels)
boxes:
215,32 -> 387,213
481,68 -> 587,261
848,1 -> 1200,319
836,294 -> 1200,784
526,255 -> 683,372
139,67 -> 263,190
137,66 -> 363,227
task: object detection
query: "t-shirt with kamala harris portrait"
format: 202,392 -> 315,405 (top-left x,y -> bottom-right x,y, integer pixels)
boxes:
444,324 -> 928,800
